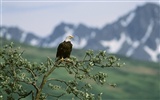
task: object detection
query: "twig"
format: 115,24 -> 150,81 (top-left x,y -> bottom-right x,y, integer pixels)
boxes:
18,80 -> 39,93
25,67 -> 37,80
19,50 -> 25,56
46,93 -> 66,99
47,78 -> 68,85
17,90 -> 33,100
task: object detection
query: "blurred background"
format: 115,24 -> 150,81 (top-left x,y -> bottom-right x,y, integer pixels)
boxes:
0,0 -> 160,100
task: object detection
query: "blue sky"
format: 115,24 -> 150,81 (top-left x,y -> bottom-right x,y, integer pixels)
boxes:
1,0 -> 159,37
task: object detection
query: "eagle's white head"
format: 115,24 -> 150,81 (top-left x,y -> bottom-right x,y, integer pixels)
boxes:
65,35 -> 74,42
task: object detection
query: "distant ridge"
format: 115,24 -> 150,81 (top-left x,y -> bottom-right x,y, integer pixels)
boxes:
1,3 -> 160,62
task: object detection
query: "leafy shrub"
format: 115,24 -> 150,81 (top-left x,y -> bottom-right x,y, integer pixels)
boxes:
0,42 -> 124,100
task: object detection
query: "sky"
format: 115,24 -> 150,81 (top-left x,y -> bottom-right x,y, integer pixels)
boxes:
1,0 -> 159,37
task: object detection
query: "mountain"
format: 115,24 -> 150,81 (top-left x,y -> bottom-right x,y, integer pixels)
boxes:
0,3 -> 160,62
99,3 -> 160,62
0,26 -> 41,46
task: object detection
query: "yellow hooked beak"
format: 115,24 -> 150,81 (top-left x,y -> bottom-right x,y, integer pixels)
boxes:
69,35 -> 74,39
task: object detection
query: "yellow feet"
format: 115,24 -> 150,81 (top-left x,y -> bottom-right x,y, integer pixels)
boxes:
60,57 -> 64,61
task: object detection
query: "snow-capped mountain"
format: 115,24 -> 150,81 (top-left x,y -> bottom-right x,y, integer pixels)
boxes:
40,22 -> 100,49
0,3 -> 160,62
0,26 -> 41,46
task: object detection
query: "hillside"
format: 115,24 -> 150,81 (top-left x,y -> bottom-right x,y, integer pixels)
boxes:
1,38 -> 159,100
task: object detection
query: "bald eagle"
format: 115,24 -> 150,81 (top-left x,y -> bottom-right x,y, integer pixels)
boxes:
56,35 -> 74,61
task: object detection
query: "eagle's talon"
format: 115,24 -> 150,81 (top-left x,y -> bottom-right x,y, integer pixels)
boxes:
60,57 -> 64,61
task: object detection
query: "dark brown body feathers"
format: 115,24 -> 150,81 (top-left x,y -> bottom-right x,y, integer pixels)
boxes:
56,41 -> 72,59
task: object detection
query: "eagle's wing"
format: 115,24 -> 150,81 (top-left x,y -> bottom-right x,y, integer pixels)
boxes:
56,42 -> 64,58
65,42 -> 72,58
